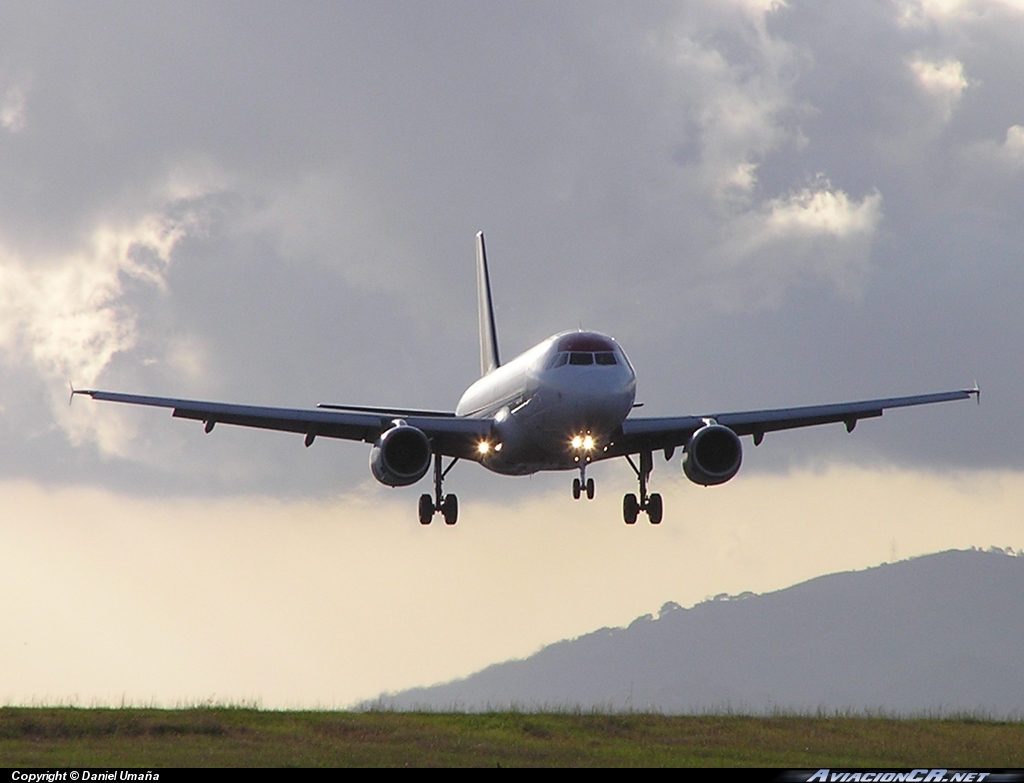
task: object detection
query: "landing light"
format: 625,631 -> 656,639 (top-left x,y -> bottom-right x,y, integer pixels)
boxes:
477,441 -> 491,455
570,434 -> 595,451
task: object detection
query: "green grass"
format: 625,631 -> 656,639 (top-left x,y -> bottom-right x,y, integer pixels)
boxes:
1,708 -> 1022,767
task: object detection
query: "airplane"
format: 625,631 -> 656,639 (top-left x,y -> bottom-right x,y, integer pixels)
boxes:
72,232 -> 978,526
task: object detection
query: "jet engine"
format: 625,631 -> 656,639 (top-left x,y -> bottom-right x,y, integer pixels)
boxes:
369,423 -> 432,487
682,424 -> 742,486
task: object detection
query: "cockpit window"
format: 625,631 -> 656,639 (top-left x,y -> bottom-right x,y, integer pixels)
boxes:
546,351 -> 569,369
546,348 -> 621,369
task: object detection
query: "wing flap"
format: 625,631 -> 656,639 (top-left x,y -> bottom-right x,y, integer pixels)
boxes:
76,390 -> 493,458
612,389 -> 976,456
718,391 -> 973,436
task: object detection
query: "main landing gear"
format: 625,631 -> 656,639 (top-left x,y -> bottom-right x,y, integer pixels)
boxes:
623,450 -> 663,525
419,451 -> 459,525
571,465 -> 595,501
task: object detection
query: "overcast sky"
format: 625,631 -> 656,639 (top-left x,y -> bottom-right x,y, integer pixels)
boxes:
1,0 -> 1023,707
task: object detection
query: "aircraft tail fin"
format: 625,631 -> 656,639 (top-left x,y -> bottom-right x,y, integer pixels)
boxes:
476,231 -> 501,376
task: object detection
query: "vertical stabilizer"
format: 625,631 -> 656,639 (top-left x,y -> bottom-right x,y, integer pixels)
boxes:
476,231 -> 501,376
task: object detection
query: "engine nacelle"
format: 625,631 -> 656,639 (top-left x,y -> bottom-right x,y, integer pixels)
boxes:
682,424 -> 742,486
369,424 -> 431,487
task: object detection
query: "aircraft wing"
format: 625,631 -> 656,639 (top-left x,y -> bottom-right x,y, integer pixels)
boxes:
73,390 -> 494,460
608,388 -> 978,457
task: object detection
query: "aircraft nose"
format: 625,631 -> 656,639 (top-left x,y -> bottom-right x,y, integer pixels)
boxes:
543,366 -> 635,426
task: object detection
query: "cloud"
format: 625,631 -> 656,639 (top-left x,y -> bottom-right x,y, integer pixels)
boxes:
899,0 -> 1024,26
962,122 -> 1024,172
605,1 -> 890,311
706,180 -> 883,308
738,0 -> 789,12
762,182 -> 883,239
909,58 -> 969,123
909,58 -> 968,100
232,169 -> 414,290
656,0 -> 800,203
0,81 -> 27,133
0,208 -> 199,454
1002,124 -> 1024,163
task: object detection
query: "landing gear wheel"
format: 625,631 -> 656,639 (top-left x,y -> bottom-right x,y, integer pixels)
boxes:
441,493 -> 459,525
647,493 -> 663,525
623,493 -> 639,525
572,478 -> 581,500
418,494 -> 434,525
586,477 -> 595,500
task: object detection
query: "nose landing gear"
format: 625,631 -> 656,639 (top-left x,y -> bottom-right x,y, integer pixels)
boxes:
419,450 -> 460,525
572,467 -> 595,500
623,451 -> 663,525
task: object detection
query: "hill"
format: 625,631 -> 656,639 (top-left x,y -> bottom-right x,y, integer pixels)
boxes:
374,549 -> 1024,716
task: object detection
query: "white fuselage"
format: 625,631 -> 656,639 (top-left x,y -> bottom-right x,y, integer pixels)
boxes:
455,331 -> 636,475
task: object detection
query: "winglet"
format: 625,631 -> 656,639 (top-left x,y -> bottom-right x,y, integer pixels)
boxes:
69,382 -> 93,406
971,380 -> 980,405
476,231 -> 501,377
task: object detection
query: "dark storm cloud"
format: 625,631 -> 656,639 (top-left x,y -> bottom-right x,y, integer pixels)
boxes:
0,1 -> 1021,497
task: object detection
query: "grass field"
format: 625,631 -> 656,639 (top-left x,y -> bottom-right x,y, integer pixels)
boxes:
1,708 -> 1022,767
